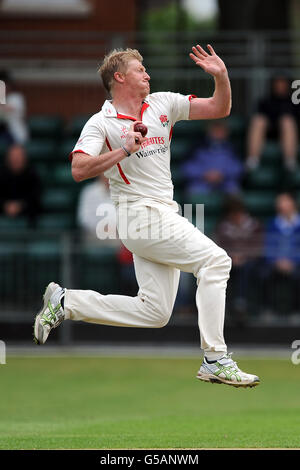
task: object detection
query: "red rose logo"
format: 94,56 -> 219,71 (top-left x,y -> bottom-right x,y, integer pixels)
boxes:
159,114 -> 169,127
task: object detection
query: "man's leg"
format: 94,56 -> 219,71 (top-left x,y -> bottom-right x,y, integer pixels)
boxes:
64,254 -> 180,329
118,205 -> 259,387
246,114 -> 268,170
119,205 -> 231,358
279,114 -> 298,170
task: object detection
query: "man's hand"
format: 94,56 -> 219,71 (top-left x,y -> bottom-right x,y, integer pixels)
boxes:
189,44 -> 227,78
188,43 -> 231,120
124,121 -> 147,154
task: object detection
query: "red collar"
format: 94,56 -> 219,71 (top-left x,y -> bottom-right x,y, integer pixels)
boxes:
116,102 -> 149,121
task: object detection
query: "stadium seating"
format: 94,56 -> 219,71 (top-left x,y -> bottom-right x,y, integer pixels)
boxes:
244,167 -> 280,190
0,216 -> 28,231
28,115 -> 64,139
42,188 -> 75,212
243,190 -> 276,216
170,138 -> 190,162
76,245 -> 120,294
37,213 -> 74,231
172,119 -> 205,139
26,240 -> 61,295
0,141 -> 9,159
0,241 -> 25,299
171,165 -> 185,188
68,115 -> 91,138
53,163 -> 74,186
185,192 -> 223,215
261,141 -> 281,167
26,139 -> 57,162
285,168 -> 300,190
226,114 -> 246,138
59,138 -> 77,160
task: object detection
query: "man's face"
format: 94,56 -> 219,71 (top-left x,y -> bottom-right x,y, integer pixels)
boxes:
276,194 -> 297,217
209,123 -> 228,141
122,59 -> 150,97
272,78 -> 289,97
6,145 -> 27,173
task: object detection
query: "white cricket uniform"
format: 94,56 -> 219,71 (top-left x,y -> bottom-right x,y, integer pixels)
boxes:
66,92 -> 231,356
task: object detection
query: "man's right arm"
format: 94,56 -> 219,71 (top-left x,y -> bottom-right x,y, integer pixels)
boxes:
71,121 -> 146,182
72,148 -> 128,182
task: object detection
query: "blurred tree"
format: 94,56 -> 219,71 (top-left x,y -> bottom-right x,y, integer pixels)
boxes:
139,0 -> 216,32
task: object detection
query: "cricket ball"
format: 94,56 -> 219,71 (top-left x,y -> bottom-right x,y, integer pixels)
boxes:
134,122 -> 148,137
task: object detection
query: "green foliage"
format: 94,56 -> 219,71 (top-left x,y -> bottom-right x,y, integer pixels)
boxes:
140,2 -> 216,32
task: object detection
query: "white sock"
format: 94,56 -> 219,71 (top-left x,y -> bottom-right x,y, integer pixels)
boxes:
204,352 -> 226,362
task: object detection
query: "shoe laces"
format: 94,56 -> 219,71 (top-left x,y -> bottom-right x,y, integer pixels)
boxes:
219,352 -> 239,371
41,300 -> 63,327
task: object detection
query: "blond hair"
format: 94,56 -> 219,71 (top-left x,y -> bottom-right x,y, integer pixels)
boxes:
98,48 -> 143,95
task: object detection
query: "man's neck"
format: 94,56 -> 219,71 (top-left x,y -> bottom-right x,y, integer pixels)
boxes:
112,93 -> 145,120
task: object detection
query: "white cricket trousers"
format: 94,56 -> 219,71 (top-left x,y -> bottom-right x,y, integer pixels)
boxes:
64,200 -> 232,354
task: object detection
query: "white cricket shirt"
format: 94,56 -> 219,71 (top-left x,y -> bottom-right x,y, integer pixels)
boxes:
70,92 -> 195,210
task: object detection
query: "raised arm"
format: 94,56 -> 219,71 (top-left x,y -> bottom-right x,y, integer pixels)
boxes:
188,44 -> 231,120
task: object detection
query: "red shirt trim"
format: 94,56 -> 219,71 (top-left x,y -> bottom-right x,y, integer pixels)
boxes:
117,113 -> 136,121
169,126 -> 173,142
105,137 -> 130,185
189,94 -> 197,101
116,101 -> 149,122
140,102 -> 149,119
69,149 -> 86,162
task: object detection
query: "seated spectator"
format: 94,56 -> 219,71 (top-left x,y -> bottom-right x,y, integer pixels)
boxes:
214,196 -> 262,325
261,193 -> 300,319
0,70 -> 28,145
182,121 -> 243,195
246,76 -> 299,171
0,144 -> 41,226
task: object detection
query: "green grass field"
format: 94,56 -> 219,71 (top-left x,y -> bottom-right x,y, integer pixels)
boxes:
1,355 -> 300,449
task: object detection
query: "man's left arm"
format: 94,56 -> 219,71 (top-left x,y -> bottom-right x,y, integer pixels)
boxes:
188,44 -> 231,120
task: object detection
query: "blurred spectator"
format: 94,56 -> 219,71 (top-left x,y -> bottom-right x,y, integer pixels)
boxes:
246,76 -> 299,171
0,144 -> 41,225
182,121 -> 243,195
77,174 -> 118,246
77,174 -> 137,294
0,70 -> 28,145
261,193 -> 300,319
214,196 -> 262,325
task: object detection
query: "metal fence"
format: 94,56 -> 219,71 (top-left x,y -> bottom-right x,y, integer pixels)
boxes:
1,29 -> 300,113
1,229 -> 299,334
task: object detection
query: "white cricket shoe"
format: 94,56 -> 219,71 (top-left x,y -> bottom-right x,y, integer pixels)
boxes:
33,282 -> 65,345
197,353 -> 260,388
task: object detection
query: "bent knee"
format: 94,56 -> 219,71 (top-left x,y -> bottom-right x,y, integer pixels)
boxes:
214,248 -> 232,271
151,307 -> 172,328
142,297 -> 172,328
153,314 -> 170,328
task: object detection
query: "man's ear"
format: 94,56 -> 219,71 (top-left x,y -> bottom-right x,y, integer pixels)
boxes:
114,71 -> 125,85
